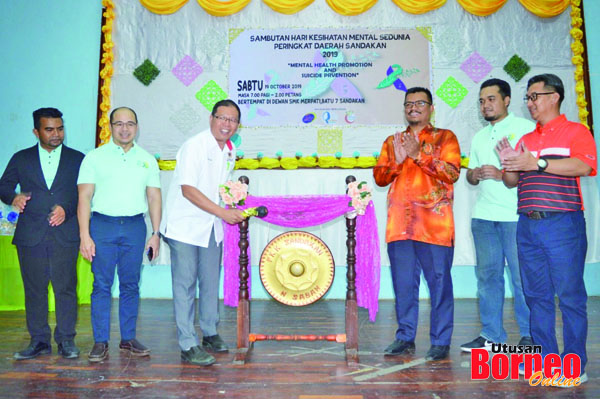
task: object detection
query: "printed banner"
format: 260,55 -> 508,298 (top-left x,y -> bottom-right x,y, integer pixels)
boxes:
229,28 -> 431,126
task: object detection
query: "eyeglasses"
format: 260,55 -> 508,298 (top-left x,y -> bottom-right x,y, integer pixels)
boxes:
523,92 -> 555,103
213,115 -> 239,124
111,121 -> 137,128
404,100 -> 431,109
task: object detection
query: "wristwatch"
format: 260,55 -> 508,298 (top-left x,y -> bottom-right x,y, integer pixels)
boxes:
537,157 -> 548,173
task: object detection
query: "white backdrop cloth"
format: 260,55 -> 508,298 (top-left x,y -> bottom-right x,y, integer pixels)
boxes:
112,0 -> 580,160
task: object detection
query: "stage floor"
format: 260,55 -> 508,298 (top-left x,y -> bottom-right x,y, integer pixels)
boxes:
0,298 -> 597,398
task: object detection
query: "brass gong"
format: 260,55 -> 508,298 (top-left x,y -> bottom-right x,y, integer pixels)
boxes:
260,231 -> 334,306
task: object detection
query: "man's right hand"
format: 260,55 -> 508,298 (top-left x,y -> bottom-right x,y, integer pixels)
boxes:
12,193 -> 31,213
221,208 -> 245,225
393,132 -> 407,164
495,137 -> 521,162
479,165 -> 503,181
80,235 -> 96,262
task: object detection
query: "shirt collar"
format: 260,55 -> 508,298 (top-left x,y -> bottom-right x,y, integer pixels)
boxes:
491,112 -> 515,129
108,139 -> 136,153
206,131 -> 233,154
38,142 -> 62,156
408,123 -> 434,135
535,114 -> 567,133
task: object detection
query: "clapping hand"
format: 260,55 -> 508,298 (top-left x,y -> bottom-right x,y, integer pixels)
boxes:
392,132 -> 407,164
495,137 -> 520,163
496,138 -> 536,172
401,130 -> 420,159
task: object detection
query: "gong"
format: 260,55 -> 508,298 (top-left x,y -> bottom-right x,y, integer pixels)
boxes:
259,231 -> 335,306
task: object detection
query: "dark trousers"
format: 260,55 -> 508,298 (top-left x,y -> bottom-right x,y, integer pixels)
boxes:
90,212 -> 146,343
517,211 -> 588,374
387,239 -> 454,346
16,234 -> 78,345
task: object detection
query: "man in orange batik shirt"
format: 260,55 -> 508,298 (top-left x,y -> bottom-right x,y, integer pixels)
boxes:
374,87 -> 461,361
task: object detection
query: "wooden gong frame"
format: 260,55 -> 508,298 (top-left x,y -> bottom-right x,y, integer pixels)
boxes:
233,175 -> 359,367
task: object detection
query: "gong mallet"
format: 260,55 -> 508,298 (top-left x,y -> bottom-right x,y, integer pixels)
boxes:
241,206 -> 268,219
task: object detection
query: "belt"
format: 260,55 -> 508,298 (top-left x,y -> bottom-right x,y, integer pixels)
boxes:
525,210 -> 554,220
92,212 -> 144,220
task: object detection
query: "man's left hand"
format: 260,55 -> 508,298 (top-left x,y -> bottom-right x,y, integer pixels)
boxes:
479,165 -> 503,181
401,131 -> 420,159
48,205 -> 66,227
145,234 -> 160,262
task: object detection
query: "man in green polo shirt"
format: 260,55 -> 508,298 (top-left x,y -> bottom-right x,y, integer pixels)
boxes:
461,79 -> 534,353
77,107 -> 162,362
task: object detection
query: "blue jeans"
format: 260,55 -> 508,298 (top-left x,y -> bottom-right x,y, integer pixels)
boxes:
387,240 -> 454,346
517,211 -> 588,374
90,213 -> 146,343
471,219 -> 530,342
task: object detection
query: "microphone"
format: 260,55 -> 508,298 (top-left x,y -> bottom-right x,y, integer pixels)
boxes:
242,206 -> 268,218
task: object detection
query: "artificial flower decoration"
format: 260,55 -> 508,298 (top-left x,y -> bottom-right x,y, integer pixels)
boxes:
0,206 -> 19,235
219,180 -> 248,207
347,180 -> 372,215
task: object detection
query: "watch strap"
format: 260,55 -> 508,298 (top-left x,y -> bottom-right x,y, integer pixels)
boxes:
537,157 -> 548,173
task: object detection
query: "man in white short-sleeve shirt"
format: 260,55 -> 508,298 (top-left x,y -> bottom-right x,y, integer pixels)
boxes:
160,99 -> 244,366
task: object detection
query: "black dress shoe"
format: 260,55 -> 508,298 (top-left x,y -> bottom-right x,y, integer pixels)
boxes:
14,342 -> 51,360
88,342 -> 109,362
426,345 -> 450,361
58,340 -> 80,359
384,340 -> 415,356
202,335 -> 229,353
119,338 -> 151,357
181,346 -> 215,366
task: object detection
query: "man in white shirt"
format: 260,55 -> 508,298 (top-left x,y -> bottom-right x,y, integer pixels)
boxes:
160,100 -> 245,366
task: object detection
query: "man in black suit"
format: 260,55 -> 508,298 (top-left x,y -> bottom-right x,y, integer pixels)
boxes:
0,107 -> 84,360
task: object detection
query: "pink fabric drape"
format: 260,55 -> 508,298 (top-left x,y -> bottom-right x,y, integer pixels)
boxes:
223,194 -> 380,321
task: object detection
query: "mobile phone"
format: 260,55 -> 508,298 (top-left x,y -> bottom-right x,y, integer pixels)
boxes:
147,247 -> 153,262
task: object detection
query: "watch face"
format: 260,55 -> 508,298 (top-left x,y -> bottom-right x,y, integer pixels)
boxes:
537,158 -> 548,169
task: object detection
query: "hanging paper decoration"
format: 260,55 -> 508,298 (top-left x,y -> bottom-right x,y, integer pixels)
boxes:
317,128 -> 343,154
460,51 -> 493,83
172,55 -> 203,87
228,28 -> 245,44
415,26 -> 433,42
169,103 -> 202,134
436,76 -> 468,108
195,80 -> 228,112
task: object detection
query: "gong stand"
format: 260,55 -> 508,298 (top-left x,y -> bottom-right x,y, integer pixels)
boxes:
233,175 -> 359,367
